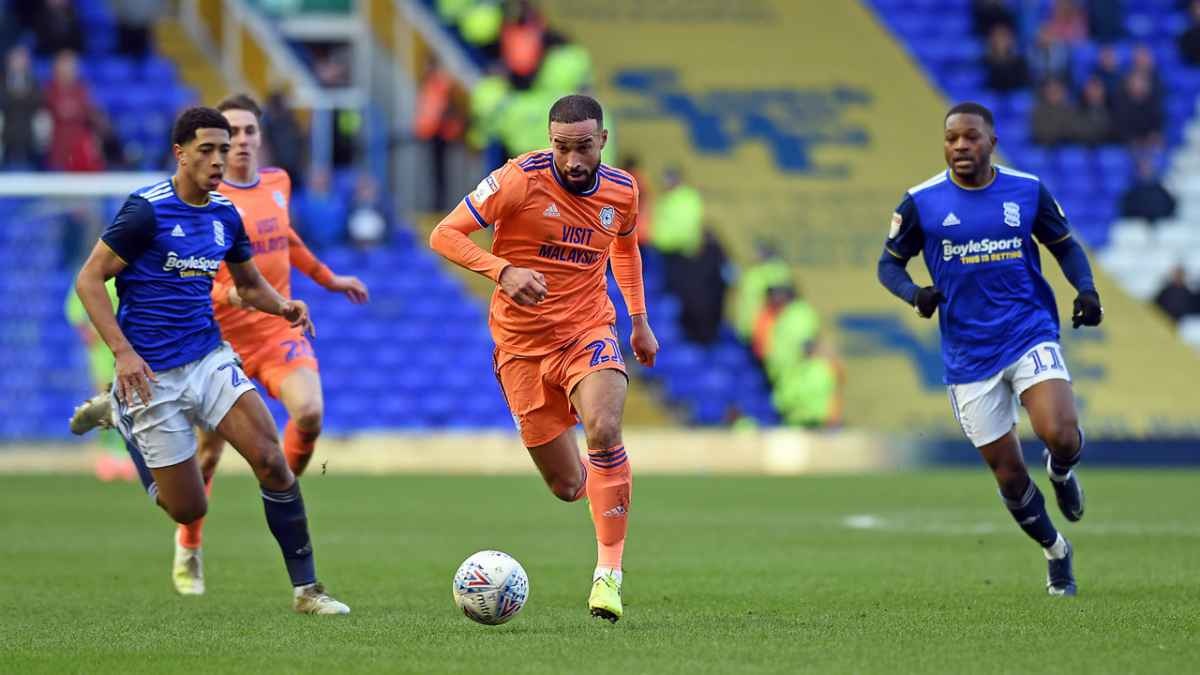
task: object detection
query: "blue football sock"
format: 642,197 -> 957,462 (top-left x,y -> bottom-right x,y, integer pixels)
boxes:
261,481 -> 316,587
1002,478 -> 1059,548
1049,427 -> 1084,478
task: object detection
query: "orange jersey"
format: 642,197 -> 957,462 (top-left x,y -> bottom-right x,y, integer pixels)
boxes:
212,168 -> 333,345
432,150 -> 646,356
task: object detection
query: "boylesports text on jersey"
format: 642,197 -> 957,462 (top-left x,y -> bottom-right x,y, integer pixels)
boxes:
163,251 -> 222,277
941,236 -> 1024,264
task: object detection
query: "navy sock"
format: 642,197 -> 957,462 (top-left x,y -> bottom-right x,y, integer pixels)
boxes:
261,481 -> 316,586
1049,427 -> 1084,477
1002,478 -> 1059,548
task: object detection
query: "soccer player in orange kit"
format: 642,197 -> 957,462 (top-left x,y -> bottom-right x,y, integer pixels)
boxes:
173,94 -> 370,594
430,94 -> 659,622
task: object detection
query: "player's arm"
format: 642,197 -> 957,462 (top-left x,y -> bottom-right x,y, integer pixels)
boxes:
1033,184 -> 1102,327
223,217 -> 316,335
876,194 -> 942,318
288,228 -> 369,303
610,195 -> 658,367
429,164 -> 548,306
76,197 -> 157,405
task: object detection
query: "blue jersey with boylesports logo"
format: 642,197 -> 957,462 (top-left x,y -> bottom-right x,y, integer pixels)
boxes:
101,179 -> 252,372
884,166 -> 1073,384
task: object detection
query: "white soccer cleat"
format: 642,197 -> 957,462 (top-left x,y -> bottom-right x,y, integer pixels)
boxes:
70,391 -> 113,435
172,538 -> 205,596
293,582 -> 351,615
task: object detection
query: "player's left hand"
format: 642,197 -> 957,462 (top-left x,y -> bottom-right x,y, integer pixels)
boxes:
327,274 -> 369,304
1072,290 -> 1103,328
281,299 -> 316,338
630,316 -> 659,367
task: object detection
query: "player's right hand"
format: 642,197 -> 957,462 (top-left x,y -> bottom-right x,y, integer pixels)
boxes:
499,266 -> 548,306
114,348 -> 156,407
914,286 -> 946,318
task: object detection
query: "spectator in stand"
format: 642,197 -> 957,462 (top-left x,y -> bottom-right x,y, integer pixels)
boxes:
751,284 -> 795,361
651,166 -> 704,258
1043,0 -> 1088,44
670,227 -> 729,345
620,155 -> 653,243
764,289 -> 820,383
771,342 -> 843,429
1029,26 -> 1073,85
263,90 -> 306,188
984,24 -> 1030,92
1130,45 -> 1164,102
457,1 -> 503,61
33,0 -> 84,57
500,0 -> 545,90
1075,76 -> 1112,145
1154,266 -> 1200,324
1086,0 -> 1124,43
1031,78 -> 1077,146
972,0 -> 1016,37
734,240 -> 792,341
44,51 -> 104,172
1119,158 -> 1177,223
347,174 -> 388,251
414,56 -> 466,211
1179,0 -> 1200,66
110,0 -> 163,61
1,45 -> 45,168
1092,45 -> 1122,104
1111,71 -> 1164,148
293,168 -> 347,250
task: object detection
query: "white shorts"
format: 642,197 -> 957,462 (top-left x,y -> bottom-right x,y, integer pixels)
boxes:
111,342 -> 257,469
947,341 -> 1071,448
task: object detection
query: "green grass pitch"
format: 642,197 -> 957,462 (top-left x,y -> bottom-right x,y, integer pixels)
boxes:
2,470 -> 1197,673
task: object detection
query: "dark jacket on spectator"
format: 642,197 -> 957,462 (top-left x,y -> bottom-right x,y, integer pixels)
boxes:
1155,277 -> 1199,324
1120,178 -> 1177,223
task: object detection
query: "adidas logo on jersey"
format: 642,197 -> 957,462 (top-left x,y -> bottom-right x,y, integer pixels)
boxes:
942,212 -> 961,227
171,224 -> 186,237
543,203 -> 560,217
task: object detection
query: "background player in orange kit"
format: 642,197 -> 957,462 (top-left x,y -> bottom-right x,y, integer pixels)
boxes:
171,94 -> 370,594
430,94 -> 659,622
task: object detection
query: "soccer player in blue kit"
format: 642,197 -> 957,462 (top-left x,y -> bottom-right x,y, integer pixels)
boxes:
74,107 -> 349,614
877,103 -> 1103,596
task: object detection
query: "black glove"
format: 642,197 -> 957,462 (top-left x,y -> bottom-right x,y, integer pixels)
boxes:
913,286 -> 945,318
1072,290 -> 1103,328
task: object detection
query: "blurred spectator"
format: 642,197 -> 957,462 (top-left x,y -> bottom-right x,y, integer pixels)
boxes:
44,51 -> 104,172
764,290 -> 820,383
651,167 -> 703,257
414,57 -> 466,211
972,0 -> 1016,37
293,169 -> 347,250
1,45 -> 45,168
1129,45 -> 1163,102
734,240 -> 792,341
500,0 -> 546,89
1154,266 -> 1200,324
263,90 -> 306,187
1030,78 -> 1077,146
94,112 -> 129,170
1119,159 -> 1176,223
771,346 -> 842,429
621,155 -> 653,242
1086,0 -> 1124,43
983,24 -> 1030,92
1029,26 -> 1073,85
664,228 -> 729,345
33,0 -> 84,57
1043,0 -> 1088,44
347,175 -> 388,250
458,1 -> 503,58
533,42 -> 594,96
1111,72 -> 1164,147
751,284 -> 795,361
1091,45 -> 1122,103
496,86 -> 558,157
467,64 -> 512,154
1179,0 -> 1200,66
110,0 -> 163,61
1075,76 -> 1112,145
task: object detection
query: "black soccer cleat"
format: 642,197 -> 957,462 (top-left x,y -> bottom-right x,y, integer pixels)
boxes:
1044,449 -> 1085,522
1046,538 -> 1077,597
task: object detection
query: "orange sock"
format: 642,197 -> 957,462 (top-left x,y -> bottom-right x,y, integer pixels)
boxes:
284,420 -> 320,476
586,445 -> 631,571
176,476 -> 213,549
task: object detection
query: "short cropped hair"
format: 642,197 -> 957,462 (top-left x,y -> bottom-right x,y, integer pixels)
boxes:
171,106 -> 232,146
549,94 -> 603,127
944,101 -> 995,129
216,93 -> 263,120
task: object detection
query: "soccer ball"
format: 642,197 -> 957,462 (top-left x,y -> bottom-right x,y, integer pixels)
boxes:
452,550 -> 529,625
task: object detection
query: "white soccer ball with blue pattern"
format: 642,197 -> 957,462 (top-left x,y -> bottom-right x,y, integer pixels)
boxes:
452,550 -> 529,625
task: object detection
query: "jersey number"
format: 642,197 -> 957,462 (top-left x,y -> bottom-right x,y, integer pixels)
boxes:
283,339 -> 314,362
586,338 -> 625,368
1028,345 -> 1063,375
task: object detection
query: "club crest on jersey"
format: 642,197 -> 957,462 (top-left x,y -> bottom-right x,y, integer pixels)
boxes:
273,190 -> 286,209
599,205 -> 615,228
1003,201 -> 1021,227
212,220 -> 225,246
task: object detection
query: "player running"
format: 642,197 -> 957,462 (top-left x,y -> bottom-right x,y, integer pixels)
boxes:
877,102 -> 1102,596
430,94 -> 659,622
74,106 -> 349,614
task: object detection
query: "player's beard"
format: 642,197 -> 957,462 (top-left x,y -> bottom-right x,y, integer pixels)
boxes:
559,164 -> 598,194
